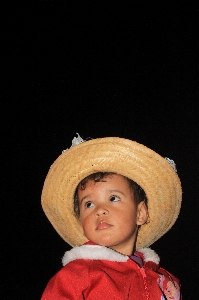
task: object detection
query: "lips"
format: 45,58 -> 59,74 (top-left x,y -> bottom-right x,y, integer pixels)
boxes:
96,221 -> 112,230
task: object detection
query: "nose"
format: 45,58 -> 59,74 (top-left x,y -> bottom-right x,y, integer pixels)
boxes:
95,206 -> 109,217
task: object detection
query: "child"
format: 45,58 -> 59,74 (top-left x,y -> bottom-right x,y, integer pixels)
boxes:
41,134 -> 182,299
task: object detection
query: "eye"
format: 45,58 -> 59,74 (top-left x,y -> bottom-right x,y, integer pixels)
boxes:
85,201 -> 94,208
110,195 -> 120,202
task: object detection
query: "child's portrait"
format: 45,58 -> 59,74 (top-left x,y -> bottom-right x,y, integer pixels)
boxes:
3,3 -> 197,299
41,135 -> 182,299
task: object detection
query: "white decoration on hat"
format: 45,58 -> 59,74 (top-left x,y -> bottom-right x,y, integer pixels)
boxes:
62,133 -> 84,153
165,157 -> 177,172
71,133 -> 84,147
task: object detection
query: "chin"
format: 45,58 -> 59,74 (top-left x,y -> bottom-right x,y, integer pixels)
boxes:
92,237 -> 114,247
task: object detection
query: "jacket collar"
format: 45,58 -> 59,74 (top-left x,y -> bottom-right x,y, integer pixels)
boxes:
62,242 -> 160,267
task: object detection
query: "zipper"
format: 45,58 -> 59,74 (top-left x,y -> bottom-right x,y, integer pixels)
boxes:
140,268 -> 150,300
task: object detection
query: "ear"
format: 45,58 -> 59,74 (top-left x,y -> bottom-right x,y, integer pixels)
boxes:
136,201 -> 148,225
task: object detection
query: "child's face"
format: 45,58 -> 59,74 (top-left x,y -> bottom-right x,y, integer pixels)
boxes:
78,174 -> 147,255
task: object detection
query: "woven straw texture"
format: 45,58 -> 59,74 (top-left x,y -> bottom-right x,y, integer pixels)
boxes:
41,137 -> 182,249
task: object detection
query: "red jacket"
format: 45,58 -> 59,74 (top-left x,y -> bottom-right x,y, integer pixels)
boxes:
41,242 -> 181,300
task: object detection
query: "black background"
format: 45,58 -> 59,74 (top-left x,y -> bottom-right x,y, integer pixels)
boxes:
2,2 -> 198,299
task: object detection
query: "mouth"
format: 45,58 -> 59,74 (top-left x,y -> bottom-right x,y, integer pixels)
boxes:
96,221 -> 112,230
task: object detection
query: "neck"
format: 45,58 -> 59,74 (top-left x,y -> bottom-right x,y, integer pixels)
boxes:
108,242 -> 135,256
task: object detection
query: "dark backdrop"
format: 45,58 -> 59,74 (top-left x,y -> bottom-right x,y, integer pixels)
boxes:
2,2 -> 198,299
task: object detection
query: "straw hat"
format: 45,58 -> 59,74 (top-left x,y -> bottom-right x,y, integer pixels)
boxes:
41,135 -> 182,249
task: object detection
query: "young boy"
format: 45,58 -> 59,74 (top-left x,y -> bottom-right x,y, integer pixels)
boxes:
41,135 -> 182,299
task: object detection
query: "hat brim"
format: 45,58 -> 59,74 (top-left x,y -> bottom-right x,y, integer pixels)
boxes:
41,137 -> 182,249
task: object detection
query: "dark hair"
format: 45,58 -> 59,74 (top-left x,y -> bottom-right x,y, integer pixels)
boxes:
74,172 -> 148,218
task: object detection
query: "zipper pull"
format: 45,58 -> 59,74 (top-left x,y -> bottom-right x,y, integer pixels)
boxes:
140,267 -> 146,278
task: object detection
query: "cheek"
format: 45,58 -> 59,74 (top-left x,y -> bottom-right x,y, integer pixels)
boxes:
80,215 -> 92,234
122,206 -> 137,223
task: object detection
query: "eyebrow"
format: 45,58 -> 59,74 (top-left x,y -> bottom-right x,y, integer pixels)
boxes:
79,195 -> 92,205
107,189 -> 126,196
79,189 -> 126,204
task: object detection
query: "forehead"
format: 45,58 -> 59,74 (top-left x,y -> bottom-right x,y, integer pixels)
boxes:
78,173 -> 131,190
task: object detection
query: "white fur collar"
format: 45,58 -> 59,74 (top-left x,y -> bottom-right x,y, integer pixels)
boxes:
62,244 -> 160,266
138,247 -> 160,264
